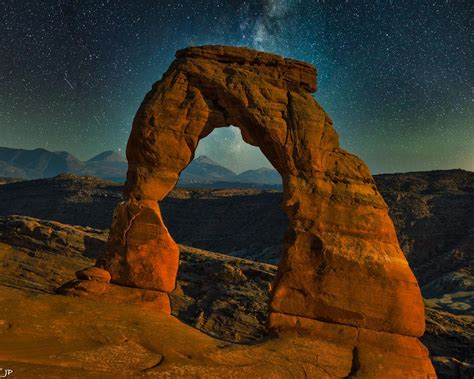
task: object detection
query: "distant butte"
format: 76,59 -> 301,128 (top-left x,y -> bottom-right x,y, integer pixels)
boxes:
65,45 -> 436,377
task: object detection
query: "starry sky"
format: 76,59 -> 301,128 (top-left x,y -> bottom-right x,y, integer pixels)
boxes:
1,0 -> 472,174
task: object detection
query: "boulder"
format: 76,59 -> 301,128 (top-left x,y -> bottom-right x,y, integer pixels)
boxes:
75,266 -> 111,283
57,279 -> 171,314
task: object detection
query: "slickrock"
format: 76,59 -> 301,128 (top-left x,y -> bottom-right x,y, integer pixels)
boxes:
103,45 -> 434,376
1,215 -> 470,377
0,214 -> 107,259
57,279 -> 171,313
60,263 -> 171,313
269,313 -> 435,378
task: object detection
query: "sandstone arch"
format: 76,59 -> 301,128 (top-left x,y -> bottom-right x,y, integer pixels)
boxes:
104,46 -> 434,375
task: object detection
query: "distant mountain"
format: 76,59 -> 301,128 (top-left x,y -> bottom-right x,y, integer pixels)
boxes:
54,151 -> 83,169
79,151 -> 127,181
88,150 -> 126,163
0,147 -> 282,188
0,147 -> 126,181
179,155 -> 237,184
236,167 -> 281,184
178,156 -> 282,188
0,161 -> 26,178
0,147 -> 68,179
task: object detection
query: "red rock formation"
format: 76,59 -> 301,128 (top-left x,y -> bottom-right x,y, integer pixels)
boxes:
104,45 -> 435,376
59,276 -> 171,313
106,199 -> 179,292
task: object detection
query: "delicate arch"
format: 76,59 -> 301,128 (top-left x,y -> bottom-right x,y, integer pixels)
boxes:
105,45 -> 425,340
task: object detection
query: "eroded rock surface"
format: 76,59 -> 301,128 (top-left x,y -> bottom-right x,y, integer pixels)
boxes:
106,199 -> 179,293
2,215 -> 472,377
103,45 -> 432,375
0,215 -> 107,293
1,169 -> 472,377
58,276 -> 172,313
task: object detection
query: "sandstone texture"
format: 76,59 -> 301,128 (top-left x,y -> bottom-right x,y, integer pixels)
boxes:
60,263 -> 171,314
1,282 -> 436,379
0,217 -> 434,378
58,277 -> 171,314
106,199 -> 179,292
0,214 -> 107,259
0,170 -> 471,281
1,215 -> 471,377
0,168 -> 472,377
103,45 -> 431,375
61,260 -> 171,314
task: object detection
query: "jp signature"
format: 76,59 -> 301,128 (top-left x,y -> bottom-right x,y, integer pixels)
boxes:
0,369 -> 13,378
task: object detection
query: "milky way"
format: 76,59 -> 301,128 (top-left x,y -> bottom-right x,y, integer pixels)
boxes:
1,0 -> 472,173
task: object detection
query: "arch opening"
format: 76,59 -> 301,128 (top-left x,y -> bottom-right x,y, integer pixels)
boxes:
192,125 -> 277,175
163,125 -> 286,263
156,125 -> 288,342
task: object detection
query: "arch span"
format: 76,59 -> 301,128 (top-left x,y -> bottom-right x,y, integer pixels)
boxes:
106,45 -> 424,338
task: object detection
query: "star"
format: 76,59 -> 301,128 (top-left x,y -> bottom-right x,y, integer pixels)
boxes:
0,0 -> 471,172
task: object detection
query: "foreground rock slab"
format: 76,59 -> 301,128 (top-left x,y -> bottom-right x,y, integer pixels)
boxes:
270,313 -> 435,378
58,272 -> 171,314
2,215 -> 471,377
0,286 -> 436,378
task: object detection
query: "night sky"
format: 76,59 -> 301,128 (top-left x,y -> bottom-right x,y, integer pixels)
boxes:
1,0 -> 472,174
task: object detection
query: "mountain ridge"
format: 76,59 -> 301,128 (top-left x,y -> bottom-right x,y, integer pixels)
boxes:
88,150 -> 126,163
0,146 -> 126,181
2,146 -> 470,190
0,146 -> 283,187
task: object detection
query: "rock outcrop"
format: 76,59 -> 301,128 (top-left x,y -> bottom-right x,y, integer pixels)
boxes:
0,214 -> 107,260
103,45 -> 434,375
